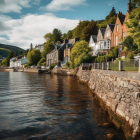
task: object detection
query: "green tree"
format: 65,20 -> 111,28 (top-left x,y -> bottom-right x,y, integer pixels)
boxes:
5,51 -> 14,66
27,49 -> 41,65
67,30 -> 73,39
70,40 -> 92,68
62,33 -> 67,40
132,0 -> 140,6
81,20 -> 98,42
14,50 -> 17,57
42,40 -> 54,58
122,36 -> 138,51
125,6 -> 140,50
37,57 -> 46,66
52,28 -> 62,43
44,33 -> 53,41
20,50 -> 23,55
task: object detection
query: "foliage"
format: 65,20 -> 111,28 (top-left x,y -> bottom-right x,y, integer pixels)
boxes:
37,57 -> 46,66
24,63 -> 31,68
132,0 -> 140,6
125,6 -> 140,51
49,63 -> 56,70
70,40 -> 92,68
97,7 -> 117,28
20,51 -> 23,55
42,40 -> 54,58
122,36 -> 138,51
80,20 -> 98,42
62,33 -> 67,40
95,46 -> 119,62
67,30 -> 73,39
0,59 -> 7,66
58,60 -> 61,65
64,62 -> 70,68
44,33 -> 53,41
126,52 -> 134,59
14,50 -> 17,57
72,20 -> 90,39
123,47 -> 128,51
52,28 -> 62,43
27,49 -> 41,65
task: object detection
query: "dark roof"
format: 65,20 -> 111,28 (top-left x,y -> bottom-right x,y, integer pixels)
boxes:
118,16 -> 125,25
91,35 -> 97,43
100,28 -> 105,36
108,24 -> 115,32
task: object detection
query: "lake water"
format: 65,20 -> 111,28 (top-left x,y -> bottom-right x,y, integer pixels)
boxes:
0,72 -> 125,140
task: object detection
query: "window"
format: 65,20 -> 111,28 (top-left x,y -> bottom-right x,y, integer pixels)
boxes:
123,32 -> 125,40
66,50 -> 68,55
107,41 -> 110,49
117,24 -> 119,32
104,42 -> 106,47
106,31 -> 110,37
115,36 -> 118,46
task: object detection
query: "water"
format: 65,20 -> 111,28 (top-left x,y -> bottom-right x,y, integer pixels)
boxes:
0,72 -> 125,140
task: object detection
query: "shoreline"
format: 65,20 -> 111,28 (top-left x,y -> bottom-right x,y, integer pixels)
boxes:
52,67 -> 140,140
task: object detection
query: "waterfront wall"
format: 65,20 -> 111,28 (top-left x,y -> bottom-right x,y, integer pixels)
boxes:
76,67 -> 140,138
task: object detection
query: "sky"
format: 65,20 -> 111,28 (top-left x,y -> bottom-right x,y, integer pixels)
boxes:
0,0 -> 129,50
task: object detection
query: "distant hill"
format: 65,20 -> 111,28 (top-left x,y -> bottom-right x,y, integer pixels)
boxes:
0,43 -> 25,57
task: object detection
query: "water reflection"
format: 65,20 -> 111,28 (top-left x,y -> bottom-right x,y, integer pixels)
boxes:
0,72 -> 125,140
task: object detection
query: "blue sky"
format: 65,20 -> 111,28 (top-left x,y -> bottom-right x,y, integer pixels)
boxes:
0,0 -> 129,49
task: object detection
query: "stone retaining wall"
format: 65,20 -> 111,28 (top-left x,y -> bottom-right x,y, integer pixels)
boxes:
77,67 -> 140,139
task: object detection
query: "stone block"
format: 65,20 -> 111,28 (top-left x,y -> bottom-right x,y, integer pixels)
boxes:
125,116 -> 130,121
102,94 -> 107,101
128,85 -> 134,90
111,92 -> 116,99
120,81 -> 124,87
116,95 -> 121,101
106,98 -> 112,108
111,101 -> 118,112
125,99 -> 131,103
116,103 -> 125,117
120,90 -> 124,94
114,88 -> 118,92
129,119 -> 133,127
134,87 -> 139,92
133,92 -> 140,100
124,81 -> 128,87
92,85 -> 95,90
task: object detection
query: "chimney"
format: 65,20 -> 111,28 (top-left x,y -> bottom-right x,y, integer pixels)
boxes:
64,38 -> 68,44
75,36 -> 79,43
128,0 -> 131,12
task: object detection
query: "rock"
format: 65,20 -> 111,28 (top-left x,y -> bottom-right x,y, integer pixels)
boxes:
116,95 -> 121,101
92,85 -> 95,90
112,119 -> 121,129
126,116 -> 130,121
111,92 -> 116,99
102,123 -> 110,127
124,81 -> 128,87
114,88 -> 118,92
116,103 -> 125,117
111,101 -> 118,112
120,81 -> 124,87
125,99 -> 131,103
128,85 -> 134,90
134,87 -> 139,92
107,134 -> 115,139
120,90 -> 124,94
133,92 -> 140,100
106,98 -> 112,108
129,119 -> 133,127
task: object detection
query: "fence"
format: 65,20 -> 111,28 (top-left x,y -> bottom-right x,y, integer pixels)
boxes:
82,59 -> 139,72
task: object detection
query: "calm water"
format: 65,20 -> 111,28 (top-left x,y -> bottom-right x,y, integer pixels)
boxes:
0,72 -> 125,140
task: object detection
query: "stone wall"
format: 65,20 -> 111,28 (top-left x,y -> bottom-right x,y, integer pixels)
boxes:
77,67 -> 140,138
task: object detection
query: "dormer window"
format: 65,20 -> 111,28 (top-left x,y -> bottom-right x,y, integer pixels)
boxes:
117,24 -> 119,32
106,31 -> 110,37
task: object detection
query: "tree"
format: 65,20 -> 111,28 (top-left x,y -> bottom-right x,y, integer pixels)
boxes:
122,36 -> 138,51
5,51 -> 14,66
67,30 -> 73,39
81,20 -> 98,42
20,51 -> 23,55
44,33 -> 53,41
52,28 -> 62,43
125,6 -> 140,50
41,40 -> 54,58
14,50 -> 17,57
70,40 -> 92,68
132,0 -> 140,6
62,33 -> 67,40
27,49 -> 41,65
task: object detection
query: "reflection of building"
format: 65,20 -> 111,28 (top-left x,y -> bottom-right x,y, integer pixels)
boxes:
35,44 -> 44,52
46,37 -> 79,66
10,56 -> 29,68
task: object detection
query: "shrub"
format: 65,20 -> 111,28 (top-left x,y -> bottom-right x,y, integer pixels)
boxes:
126,52 -> 134,59
123,47 -> 128,51
37,58 -> 46,66
58,60 -> 61,66
24,63 -> 31,68
49,63 -> 56,70
64,62 -> 70,68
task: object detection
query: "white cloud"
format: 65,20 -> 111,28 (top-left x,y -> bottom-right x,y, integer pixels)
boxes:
108,1 -> 117,6
0,0 -> 41,13
0,14 -> 79,50
41,0 -> 87,11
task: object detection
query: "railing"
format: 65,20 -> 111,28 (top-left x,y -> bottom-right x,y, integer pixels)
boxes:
82,59 -> 139,72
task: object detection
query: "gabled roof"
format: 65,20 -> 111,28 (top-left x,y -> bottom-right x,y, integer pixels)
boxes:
108,24 -> 115,32
118,16 -> 125,25
91,35 -> 97,43
100,28 -> 105,36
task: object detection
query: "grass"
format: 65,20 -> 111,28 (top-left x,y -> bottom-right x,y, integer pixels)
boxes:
110,61 -> 119,71
0,48 -> 10,51
112,115 -> 122,126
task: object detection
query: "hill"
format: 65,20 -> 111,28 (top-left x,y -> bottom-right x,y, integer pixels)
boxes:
0,43 -> 25,57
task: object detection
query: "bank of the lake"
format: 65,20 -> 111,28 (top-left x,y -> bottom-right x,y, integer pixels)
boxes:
52,67 -> 140,140
0,72 -> 126,140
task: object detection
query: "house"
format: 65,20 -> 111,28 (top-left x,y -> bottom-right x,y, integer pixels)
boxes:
61,37 -> 79,65
113,0 -> 135,47
35,44 -> 44,52
46,37 -> 79,66
10,56 -> 29,68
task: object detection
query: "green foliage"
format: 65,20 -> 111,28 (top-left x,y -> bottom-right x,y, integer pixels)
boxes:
20,51 -> 23,55
72,21 -> 90,39
95,46 -> 119,62
58,60 -> 61,65
70,40 -> 92,68
80,20 -> 98,42
62,33 -> 67,40
122,36 -> 138,51
112,115 -> 122,126
132,0 -> 140,6
0,59 -> 7,66
125,6 -> 140,51
126,52 -> 134,59
27,49 -> 41,65
37,57 -> 46,66
97,7 -> 117,28
123,47 -> 128,51
52,28 -> 62,43
5,51 -> 14,66
24,63 -> 31,68
67,30 -> 73,39
64,62 -> 70,68
44,33 -> 53,41
49,63 -> 56,70
42,40 -> 54,58
127,136 -> 131,140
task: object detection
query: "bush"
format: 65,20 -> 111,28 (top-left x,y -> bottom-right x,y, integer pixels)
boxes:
37,58 -> 46,66
64,62 -> 70,68
126,52 -> 134,59
24,63 -> 31,68
123,47 -> 128,51
49,63 -> 56,70
58,60 -> 61,66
